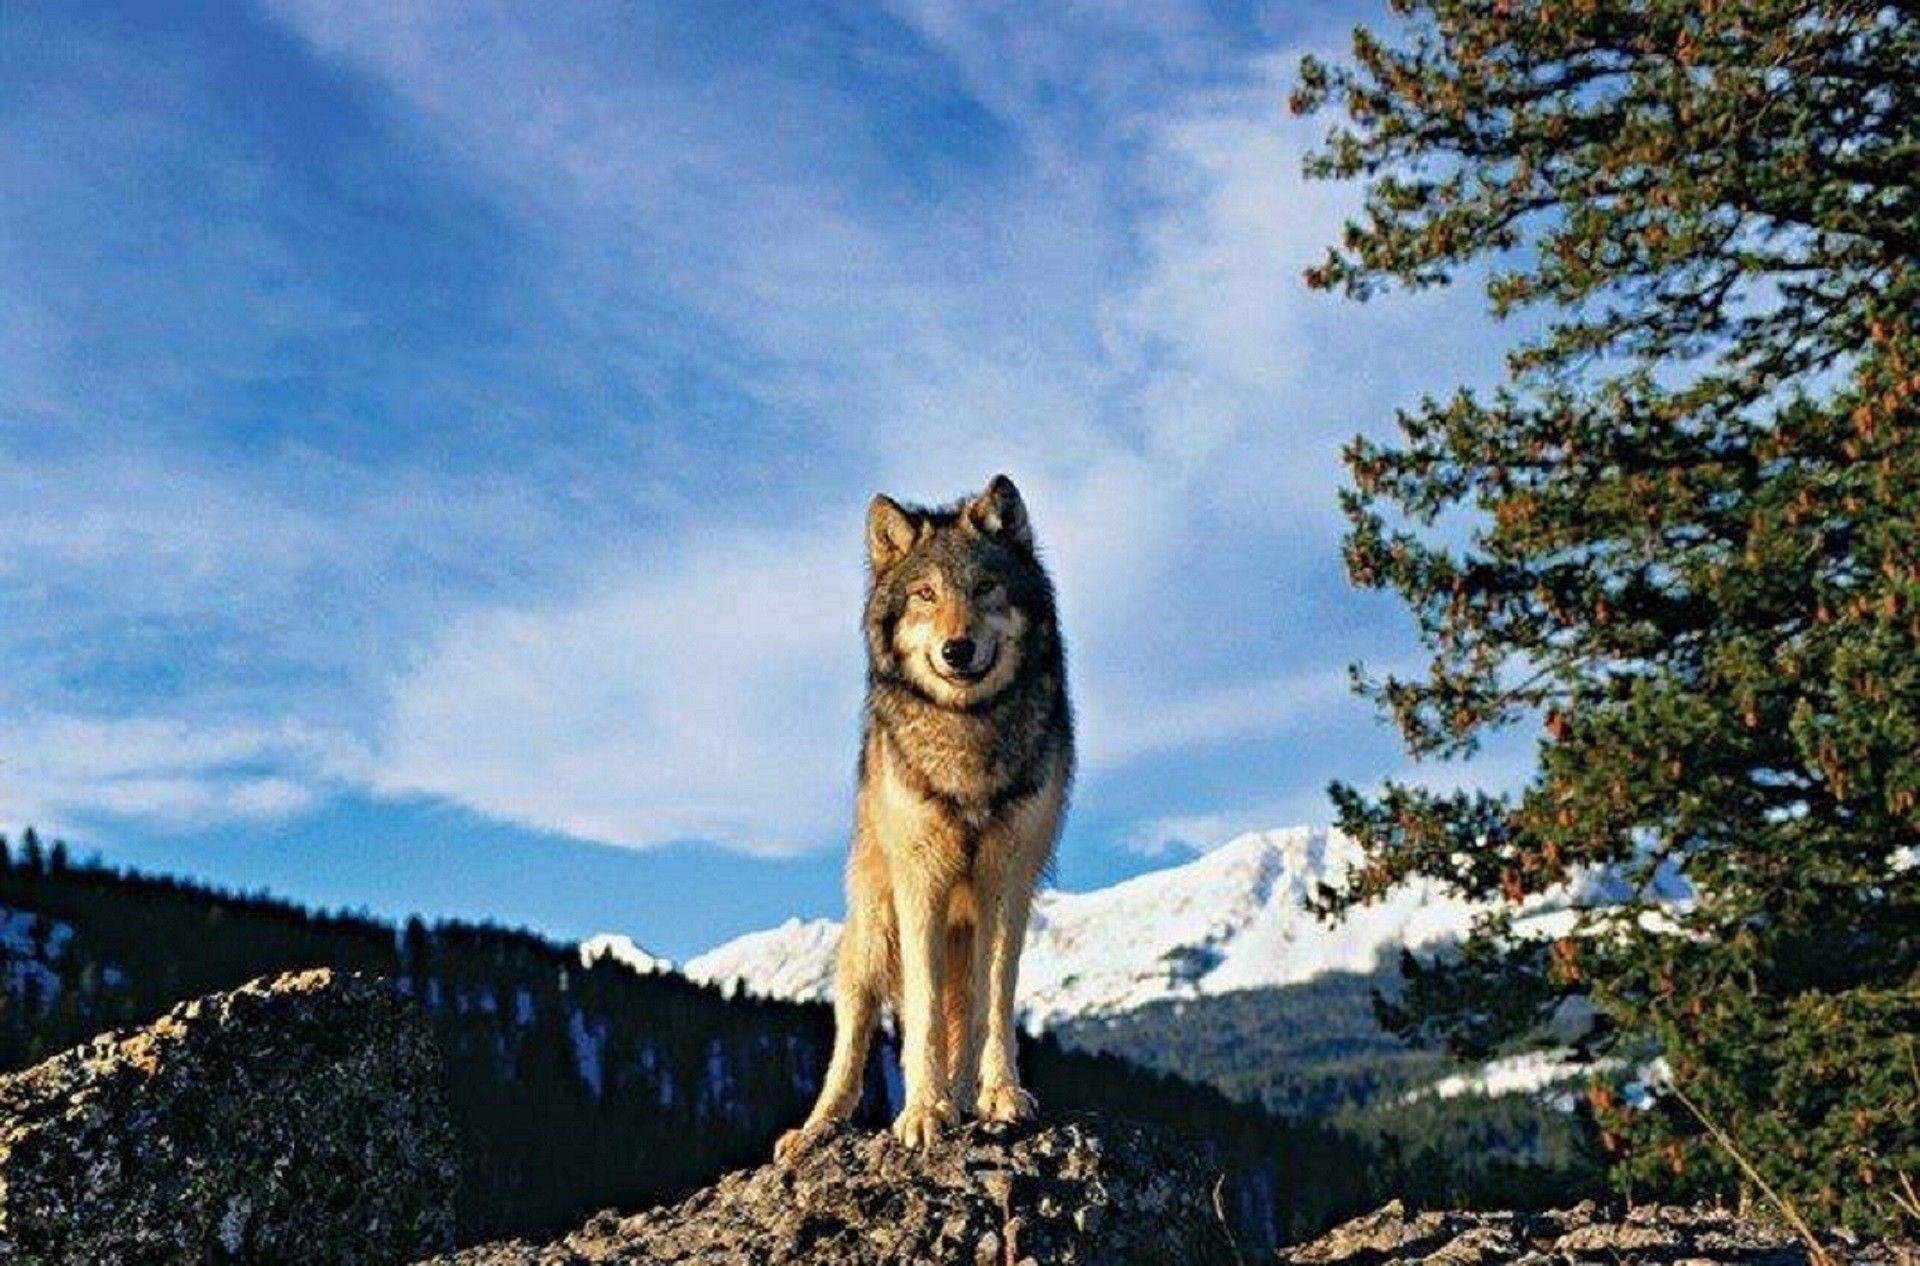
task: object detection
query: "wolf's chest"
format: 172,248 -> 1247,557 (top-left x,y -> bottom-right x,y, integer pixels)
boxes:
868,716 -> 1058,838
884,727 -> 1030,814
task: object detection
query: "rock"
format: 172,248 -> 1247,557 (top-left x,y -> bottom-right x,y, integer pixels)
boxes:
423,1114 -> 1237,1265
1282,1201 -> 1911,1265
0,968 -> 458,1264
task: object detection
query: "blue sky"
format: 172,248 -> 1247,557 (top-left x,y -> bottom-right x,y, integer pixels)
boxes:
2,1 -> 1527,959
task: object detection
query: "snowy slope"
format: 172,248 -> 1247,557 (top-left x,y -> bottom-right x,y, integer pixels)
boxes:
624,824 -> 1686,1029
673,827 -> 1489,1027
1413,1050 -> 1598,1102
682,917 -> 841,1002
1405,1049 -> 1670,1113
1017,827 -> 1484,1023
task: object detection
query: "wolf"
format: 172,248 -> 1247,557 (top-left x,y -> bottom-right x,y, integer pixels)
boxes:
776,474 -> 1073,1159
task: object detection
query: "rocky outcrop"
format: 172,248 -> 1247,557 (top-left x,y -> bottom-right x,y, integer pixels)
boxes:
424,1114 -> 1238,1266
0,968 -> 458,1264
1282,1199 -> 1910,1265
16,966 -> 1908,1266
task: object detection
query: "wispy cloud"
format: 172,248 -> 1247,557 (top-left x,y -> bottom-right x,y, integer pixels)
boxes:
1120,812 -> 1246,859
321,12 -> 1422,850
1,2 -> 1514,864
0,715 -> 356,834
1079,667 -> 1355,773
378,526 -> 866,855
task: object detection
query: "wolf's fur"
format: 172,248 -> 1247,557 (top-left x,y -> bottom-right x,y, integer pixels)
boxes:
776,474 -> 1073,1158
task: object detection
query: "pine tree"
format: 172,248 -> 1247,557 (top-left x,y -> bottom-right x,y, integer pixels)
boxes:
1293,0 -> 1919,1234
19,828 -> 43,875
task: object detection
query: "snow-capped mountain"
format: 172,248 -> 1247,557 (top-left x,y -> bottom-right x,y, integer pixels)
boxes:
579,932 -> 674,977
683,916 -> 841,1002
676,827 -> 1485,1028
601,824 -> 1688,1030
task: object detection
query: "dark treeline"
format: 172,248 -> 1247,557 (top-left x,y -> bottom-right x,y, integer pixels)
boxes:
1052,971 -> 1600,1203
1055,971 -> 1445,1118
0,828 -> 848,1242
0,827 -> 1594,1250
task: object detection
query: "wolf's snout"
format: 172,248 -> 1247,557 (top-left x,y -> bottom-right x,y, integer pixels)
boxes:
940,637 -> 977,670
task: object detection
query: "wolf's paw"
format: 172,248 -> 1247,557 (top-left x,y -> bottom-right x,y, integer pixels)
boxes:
774,1120 -> 831,1165
976,1081 -> 1037,1125
772,1128 -> 808,1165
889,1098 -> 956,1150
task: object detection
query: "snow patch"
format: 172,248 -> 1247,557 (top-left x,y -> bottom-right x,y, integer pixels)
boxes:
1410,1049 -> 1607,1102
682,917 -> 840,1001
580,932 -> 674,977
568,1008 -> 605,1097
0,906 -> 73,998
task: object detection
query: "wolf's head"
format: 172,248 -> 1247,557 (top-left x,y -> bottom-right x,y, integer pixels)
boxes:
863,474 -> 1058,710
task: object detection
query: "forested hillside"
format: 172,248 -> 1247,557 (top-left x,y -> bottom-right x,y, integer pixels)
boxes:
0,827 -> 1590,1250
0,829 -> 841,1243
1053,971 -> 1599,1209
1054,972 -> 1435,1118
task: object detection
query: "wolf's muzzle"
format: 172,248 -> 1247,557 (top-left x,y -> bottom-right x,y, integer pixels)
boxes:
940,637 -> 978,670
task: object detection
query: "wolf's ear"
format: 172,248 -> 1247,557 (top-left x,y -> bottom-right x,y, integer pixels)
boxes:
965,474 -> 1030,547
867,494 -> 920,572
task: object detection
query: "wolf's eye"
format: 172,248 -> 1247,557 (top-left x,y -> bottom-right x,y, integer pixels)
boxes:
973,580 -> 1001,599
912,585 -> 936,604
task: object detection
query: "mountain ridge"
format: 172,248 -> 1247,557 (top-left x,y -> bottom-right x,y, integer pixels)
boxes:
657,823 -> 1689,1030
664,826 -> 1486,1027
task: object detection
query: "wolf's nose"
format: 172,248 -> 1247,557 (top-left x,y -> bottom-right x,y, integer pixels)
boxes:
941,637 -> 977,670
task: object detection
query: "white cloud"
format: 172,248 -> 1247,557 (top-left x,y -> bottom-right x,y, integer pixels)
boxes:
5,5 -> 1510,851
1122,744 -> 1544,868
378,525 -> 867,855
316,17 -> 1492,853
0,716 -> 351,831
1108,65 -> 1357,464
1078,666 -> 1353,772
1120,812 -> 1240,859
336,34 -> 1382,850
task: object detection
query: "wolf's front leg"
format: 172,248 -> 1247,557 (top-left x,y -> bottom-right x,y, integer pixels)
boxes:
891,887 -> 956,1148
775,918 -> 883,1163
975,881 -> 1038,1124
940,922 -> 983,1112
